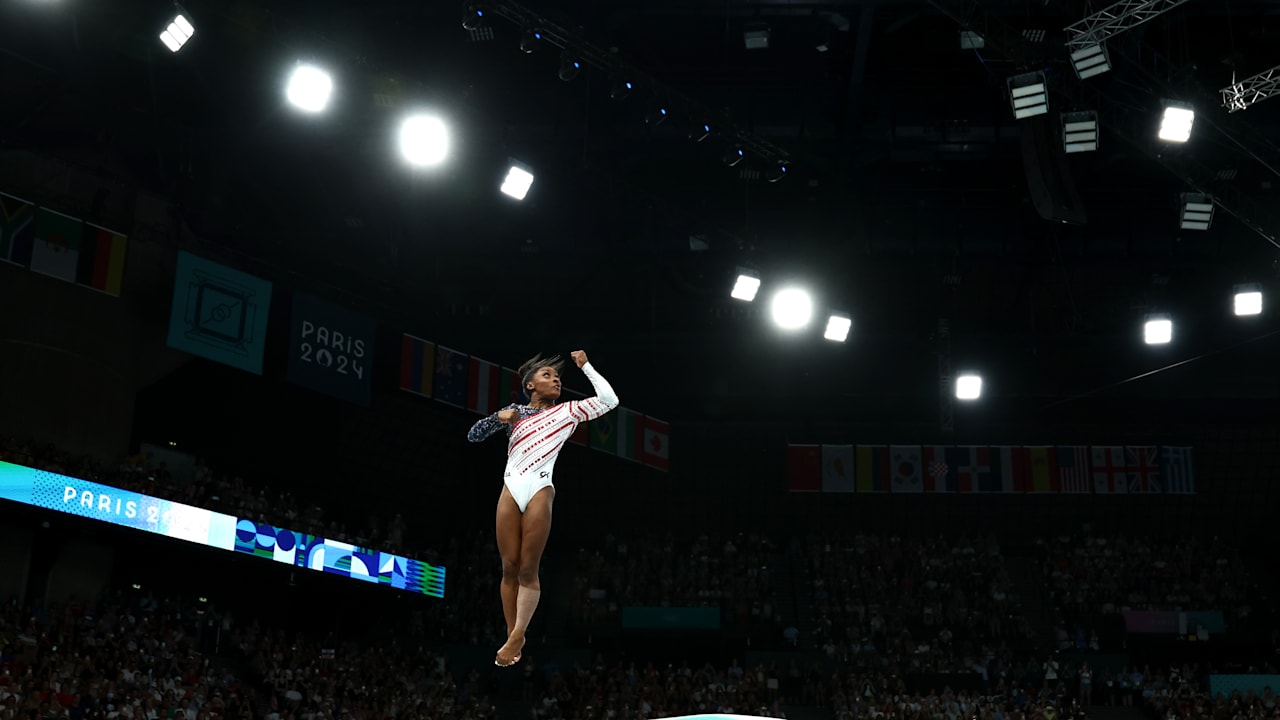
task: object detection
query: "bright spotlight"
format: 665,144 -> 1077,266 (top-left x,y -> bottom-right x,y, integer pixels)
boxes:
1234,284 -> 1263,316
159,12 -> 195,53
1158,102 -> 1194,143
558,52 -> 582,82
730,271 -> 760,302
286,65 -> 333,113
1143,313 -> 1173,345
399,115 -> 449,167
770,287 -> 813,330
824,315 -> 851,342
501,165 -> 535,200
955,374 -> 982,400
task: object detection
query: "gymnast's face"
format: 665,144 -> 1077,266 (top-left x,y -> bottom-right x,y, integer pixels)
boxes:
526,366 -> 562,403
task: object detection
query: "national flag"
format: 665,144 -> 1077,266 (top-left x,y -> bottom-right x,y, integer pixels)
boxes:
30,208 -> 82,282
787,444 -> 821,492
1091,446 -> 1127,494
561,388 -> 590,446
398,334 -> 435,398
433,346 -> 469,408
990,446 -> 1029,493
922,445 -> 953,492
76,223 -> 127,296
641,416 -> 669,472
953,446 -> 988,493
615,408 -> 643,462
821,444 -> 855,493
590,412 -> 616,455
1162,446 -> 1196,494
466,357 -> 502,415
0,192 -> 35,267
1126,446 -> 1162,493
1056,446 -> 1091,493
890,445 -> 923,493
855,445 -> 889,492
499,366 -> 522,405
1027,446 -> 1059,493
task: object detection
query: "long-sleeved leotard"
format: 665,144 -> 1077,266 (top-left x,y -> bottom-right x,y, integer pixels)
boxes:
467,362 -> 619,512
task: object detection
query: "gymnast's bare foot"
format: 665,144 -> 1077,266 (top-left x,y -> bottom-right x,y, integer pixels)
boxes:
495,632 -> 525,667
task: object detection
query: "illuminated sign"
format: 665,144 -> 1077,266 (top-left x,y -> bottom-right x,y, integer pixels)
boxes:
0,462 -> 444,598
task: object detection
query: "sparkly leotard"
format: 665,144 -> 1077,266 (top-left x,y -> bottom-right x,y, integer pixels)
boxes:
467,363 -> 619,512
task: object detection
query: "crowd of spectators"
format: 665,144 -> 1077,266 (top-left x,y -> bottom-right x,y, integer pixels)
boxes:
7,435 -> 1280,720
567,532 -> 781,636
1037,533 -> 1255,651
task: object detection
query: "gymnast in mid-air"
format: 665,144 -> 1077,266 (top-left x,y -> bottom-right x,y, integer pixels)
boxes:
467,349 -> 619,667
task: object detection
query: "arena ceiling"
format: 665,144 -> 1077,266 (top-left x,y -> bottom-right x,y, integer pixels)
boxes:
3,0 -> 1280,424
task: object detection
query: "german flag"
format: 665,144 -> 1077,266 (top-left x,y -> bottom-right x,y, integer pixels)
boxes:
76,222 -> 127,296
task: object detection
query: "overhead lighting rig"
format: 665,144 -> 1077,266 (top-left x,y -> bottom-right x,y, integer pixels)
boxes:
472,0 -> 793,178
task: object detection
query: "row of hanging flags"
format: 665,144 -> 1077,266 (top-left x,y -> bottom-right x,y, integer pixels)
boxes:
786,444 -> 1196,495
1,191 -> 128,296
399,334 -> 669,472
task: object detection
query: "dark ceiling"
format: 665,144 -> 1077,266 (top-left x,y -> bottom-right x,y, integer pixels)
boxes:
3,0 -> 1280,425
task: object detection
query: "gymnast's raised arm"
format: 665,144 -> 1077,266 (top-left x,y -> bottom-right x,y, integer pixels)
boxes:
567,350 -> 618,421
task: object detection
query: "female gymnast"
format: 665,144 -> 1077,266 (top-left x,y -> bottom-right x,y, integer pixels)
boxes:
467,349 -> 619,667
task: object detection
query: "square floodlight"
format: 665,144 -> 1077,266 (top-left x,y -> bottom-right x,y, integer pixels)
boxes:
955,374 -> 982,400
959,30 -> 985,49
286,64 -> 333,113
1008,72 -> 1048,119
824,315 -> 851,342
500,164 -> 535,200
1159,102 -> 1195,143
1062,111 -> 1099,153
1180,193 -> 1213,230
1143,314 -> 1173,345
159,12 -> 195,53
1070,43 -> 1110,79
1233,284 -> 1263,316
730,271 -> 760,302
744,23 -> 770,50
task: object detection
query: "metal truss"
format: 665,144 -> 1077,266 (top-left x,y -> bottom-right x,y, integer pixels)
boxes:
1064,0 -> 1196,50
1222,65 -> 1280,113
479,0 -> 792,167
927,0 -> 1280,250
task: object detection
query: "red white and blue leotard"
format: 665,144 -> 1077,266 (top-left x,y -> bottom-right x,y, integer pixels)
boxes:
467,362 -> 619,512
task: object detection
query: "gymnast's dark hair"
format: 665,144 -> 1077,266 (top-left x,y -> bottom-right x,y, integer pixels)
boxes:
517,353 -> 566,401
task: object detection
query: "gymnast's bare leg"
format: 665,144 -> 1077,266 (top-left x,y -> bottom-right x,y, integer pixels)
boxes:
495,485 -> 553,666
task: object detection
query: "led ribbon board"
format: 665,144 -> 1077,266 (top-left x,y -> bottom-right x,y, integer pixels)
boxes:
0,461 -> 445,598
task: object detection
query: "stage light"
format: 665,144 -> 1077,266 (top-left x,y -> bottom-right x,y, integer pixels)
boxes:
730,270 -> 760,302
558,51 -> 582,82
500,164 -> 535,200
610,75 -> 633,101
959,30 -> 985,49
1180,193 -> 1213,230
646,106 -> 668,126
766,160 -> 790,183
1143,313 -> 1172,345
399,114 -> 449,167
770,287 -> 813,330
159,10 -> 195,53
1158,102 -> 1194,143
1008,72 -> 1048,119
824,315 -> 851,342
1070,43 -> 1110,79
520,27 -> 543,54
723,145 -> 745,167
1234,284 -> 1263,316
690,120 -> 712,143
1062,111 -> 1099,153
285,64 -> 333,113
462,2 -> 485,30
955,374 -> 982,400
